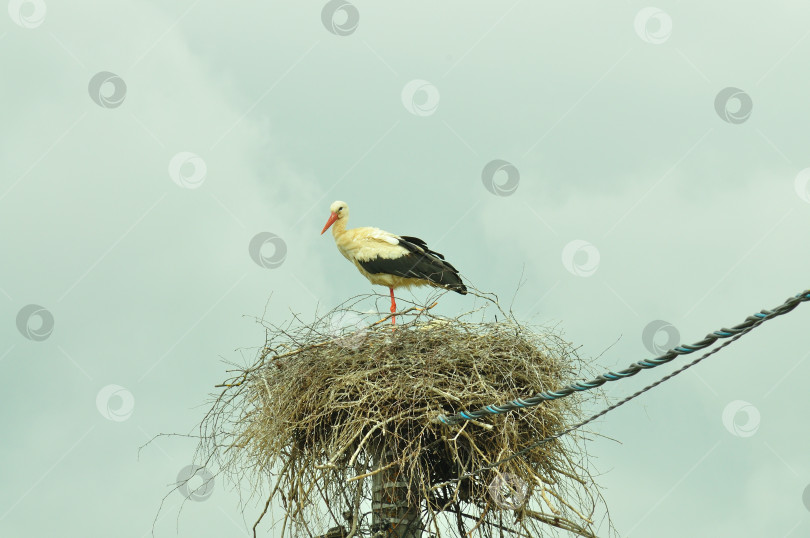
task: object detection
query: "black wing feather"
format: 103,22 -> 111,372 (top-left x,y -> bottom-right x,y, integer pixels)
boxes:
358,236 -> 467,295
399,236 -> 446,260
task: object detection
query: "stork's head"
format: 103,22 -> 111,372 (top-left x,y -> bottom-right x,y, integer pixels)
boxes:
321,200 -> 348,234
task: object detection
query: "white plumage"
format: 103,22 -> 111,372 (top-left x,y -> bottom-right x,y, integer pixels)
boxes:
321,200 -> 466,324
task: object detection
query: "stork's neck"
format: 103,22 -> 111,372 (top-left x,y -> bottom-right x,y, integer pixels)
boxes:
331,216 -> 347,239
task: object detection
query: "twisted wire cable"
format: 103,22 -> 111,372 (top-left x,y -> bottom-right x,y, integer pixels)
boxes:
436,290 -> 810,426
432,312 -> 772,489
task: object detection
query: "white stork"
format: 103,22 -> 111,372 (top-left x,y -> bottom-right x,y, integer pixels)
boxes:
321,200 -> 467,324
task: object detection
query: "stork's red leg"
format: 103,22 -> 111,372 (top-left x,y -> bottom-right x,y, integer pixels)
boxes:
389,287 -> 396,325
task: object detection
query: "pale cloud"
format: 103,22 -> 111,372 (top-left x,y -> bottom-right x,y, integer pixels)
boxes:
2,2 -> 809,537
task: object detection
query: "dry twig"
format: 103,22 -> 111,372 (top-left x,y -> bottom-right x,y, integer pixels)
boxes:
198,291 -> 607,537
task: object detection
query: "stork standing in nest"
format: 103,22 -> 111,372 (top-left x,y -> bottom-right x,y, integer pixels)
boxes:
321,200 -> 467,324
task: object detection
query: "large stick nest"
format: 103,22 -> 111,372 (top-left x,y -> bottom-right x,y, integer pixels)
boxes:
201,292 -> 606,537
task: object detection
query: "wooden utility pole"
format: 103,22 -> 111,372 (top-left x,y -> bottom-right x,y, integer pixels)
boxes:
371,445 -> 422,537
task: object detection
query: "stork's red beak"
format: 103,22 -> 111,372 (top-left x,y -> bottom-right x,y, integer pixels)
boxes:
321,212 -> 338,235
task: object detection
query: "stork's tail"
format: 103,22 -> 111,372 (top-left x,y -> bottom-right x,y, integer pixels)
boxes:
444,277 -> 467,295
430,262 -> 467,295
451,284 -> 468,295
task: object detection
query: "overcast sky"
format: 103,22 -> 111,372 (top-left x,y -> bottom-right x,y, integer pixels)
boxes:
2,1 -> 809,537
